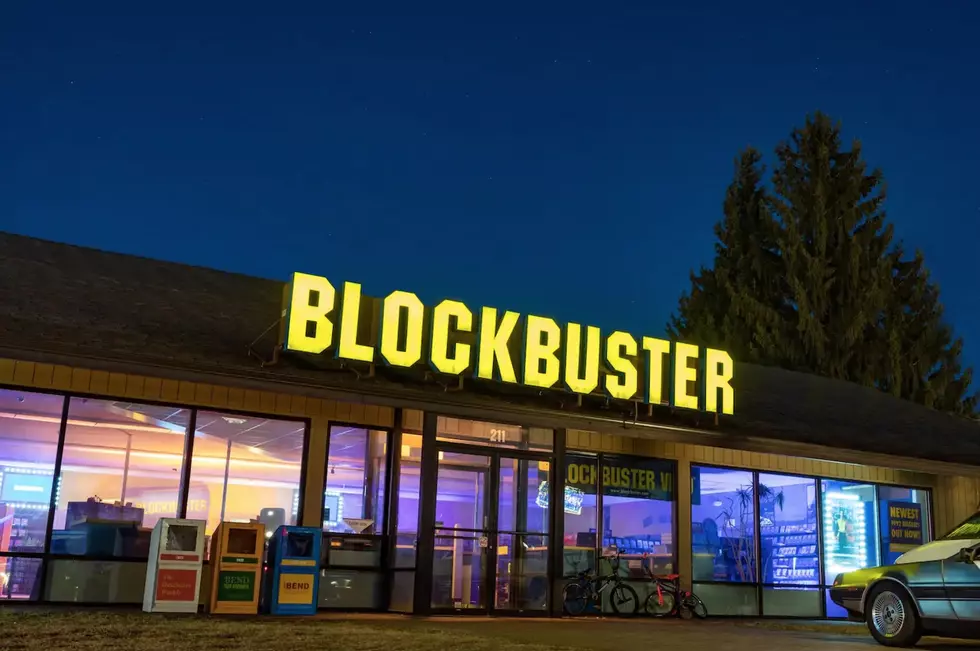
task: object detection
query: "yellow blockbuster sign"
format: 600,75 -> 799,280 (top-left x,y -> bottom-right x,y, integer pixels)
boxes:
283,272 -> 735,415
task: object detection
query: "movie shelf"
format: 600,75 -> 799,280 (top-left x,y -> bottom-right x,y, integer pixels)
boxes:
762,522 -> 819,586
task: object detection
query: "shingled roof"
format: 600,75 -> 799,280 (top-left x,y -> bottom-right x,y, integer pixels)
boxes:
1,231 -> 978,466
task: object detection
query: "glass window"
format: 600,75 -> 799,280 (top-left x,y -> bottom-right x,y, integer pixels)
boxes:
692,466 -> 756,583
497,458 -> 550,611
53,398 -> 191,560
0,389 -> 65,600
0,390 -> 64,551
188,411 -> 306,546
436,416 -> 552,451
393,432 -> 421,568
600,457 -> 675,575
759,473 -> 818,587
323,427 -> 387,534
878,486 -> 931,565
562,454 -> 598,578
762,587 -> 821,616
821,479 -> 878,584
691,582 -> 759,616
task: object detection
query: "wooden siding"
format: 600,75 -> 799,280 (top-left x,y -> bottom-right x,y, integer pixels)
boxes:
935,475 -> 980,536
566,428 -> 936,488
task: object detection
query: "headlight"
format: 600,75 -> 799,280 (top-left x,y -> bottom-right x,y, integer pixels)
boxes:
833,573 -> 844,587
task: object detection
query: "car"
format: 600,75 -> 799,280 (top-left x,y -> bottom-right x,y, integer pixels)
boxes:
830,511 -> 980,647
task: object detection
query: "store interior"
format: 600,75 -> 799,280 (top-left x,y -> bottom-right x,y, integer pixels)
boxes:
0,389 -> 305,600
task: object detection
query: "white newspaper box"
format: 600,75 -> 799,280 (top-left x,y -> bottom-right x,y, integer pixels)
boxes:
143,518 -> 206,613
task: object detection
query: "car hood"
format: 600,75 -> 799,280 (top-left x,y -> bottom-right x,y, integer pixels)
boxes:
896,538 -> 980,564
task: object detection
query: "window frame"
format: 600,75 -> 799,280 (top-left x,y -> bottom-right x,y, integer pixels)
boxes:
690,462 -> 935,619
0,384 -> 311,571
562,451 -> 679,579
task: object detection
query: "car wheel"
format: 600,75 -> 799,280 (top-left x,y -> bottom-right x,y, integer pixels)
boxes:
865,583 -> 922,647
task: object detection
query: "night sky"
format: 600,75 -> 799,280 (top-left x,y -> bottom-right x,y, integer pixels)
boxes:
3,2 -> 978,375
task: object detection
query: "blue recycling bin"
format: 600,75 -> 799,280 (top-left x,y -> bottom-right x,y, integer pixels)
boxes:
263,525 -> 321,615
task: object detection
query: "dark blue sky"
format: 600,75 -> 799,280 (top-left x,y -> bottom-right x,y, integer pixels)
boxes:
3,2 -> 978,375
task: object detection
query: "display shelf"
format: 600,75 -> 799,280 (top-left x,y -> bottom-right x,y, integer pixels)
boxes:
762,522 -> 819,586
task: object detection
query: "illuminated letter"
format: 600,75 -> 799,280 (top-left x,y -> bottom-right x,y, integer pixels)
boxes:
523,315 -> 561,389
379,291 -> 425,368
603,331 -> 638,400
284,272 -> 335,354
430,299 -> 473,375
564,323 -> 600,395
336,282 -> 375,363
475,307 -> 519,383
673,342 -> 700,410
705,348 -> 735,415
642,336 -> 671,404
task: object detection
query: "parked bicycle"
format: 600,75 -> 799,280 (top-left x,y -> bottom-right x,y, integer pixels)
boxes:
562,550 -> 639,616
642,565 -> 708,619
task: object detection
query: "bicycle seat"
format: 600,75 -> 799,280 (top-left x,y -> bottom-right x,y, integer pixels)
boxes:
658,573 -> 681,580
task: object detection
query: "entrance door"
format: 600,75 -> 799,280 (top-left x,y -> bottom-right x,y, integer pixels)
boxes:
430,451 -> 492,612
428,448 -> 552,614
494,456 -> 551,613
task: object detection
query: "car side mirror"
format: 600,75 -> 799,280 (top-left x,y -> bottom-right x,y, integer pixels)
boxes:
959,547 -> 977,563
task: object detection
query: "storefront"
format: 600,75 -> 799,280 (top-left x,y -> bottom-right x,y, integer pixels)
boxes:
0,231 -> 978,618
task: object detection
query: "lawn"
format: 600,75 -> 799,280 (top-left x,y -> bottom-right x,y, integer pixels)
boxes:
0,611 -> 574,651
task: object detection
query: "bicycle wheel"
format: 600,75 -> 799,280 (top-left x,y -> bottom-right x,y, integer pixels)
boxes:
644,588 -> 676,617
679,592 -> 708,619
609,583 -> 639,616
562,581 -> 589,616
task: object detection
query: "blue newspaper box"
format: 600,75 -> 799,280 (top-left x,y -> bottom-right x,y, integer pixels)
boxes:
263,525 -> 320,615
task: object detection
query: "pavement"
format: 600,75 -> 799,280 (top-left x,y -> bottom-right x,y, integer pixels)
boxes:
339,614 -> 980,650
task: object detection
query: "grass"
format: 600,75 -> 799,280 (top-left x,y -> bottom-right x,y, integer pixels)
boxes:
0,611 -> 575,651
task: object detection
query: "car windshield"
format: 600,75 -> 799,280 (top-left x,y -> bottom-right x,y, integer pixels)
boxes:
943,511 -> 980,540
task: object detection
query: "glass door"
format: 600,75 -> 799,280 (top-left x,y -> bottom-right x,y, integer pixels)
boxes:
430,451 -> 492,611
494,456 -> 551,612
428,447 -> 553,614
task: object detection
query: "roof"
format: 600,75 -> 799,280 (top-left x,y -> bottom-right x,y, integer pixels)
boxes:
1,231 -> 978,466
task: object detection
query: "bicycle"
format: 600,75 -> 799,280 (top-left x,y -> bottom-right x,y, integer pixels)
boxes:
642,566 -> 708,619
562,550 -> 639,617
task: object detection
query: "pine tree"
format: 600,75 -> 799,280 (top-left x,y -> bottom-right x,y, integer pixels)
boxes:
770,112 -> 895,384
669,112 -> 977,415
667,149 -> 787,364
879,248 -> 977,415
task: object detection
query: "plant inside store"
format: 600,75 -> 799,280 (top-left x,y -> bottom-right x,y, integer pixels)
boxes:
715,483 -> 784,582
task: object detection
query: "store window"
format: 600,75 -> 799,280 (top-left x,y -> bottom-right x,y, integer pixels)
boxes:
0,389 -> 65,600
53,398 -> 192,560
691,466 -> 756,583
389,431 -> 421,612
759,472 -> 818,587
878,485 -> 931,566
436,416 -> 552,451
599,456 -> 675,574
322,427 -> 387,534
758,472 -> 820,616
394,432 -> 422,568
187,411 -> 306,544
821,479 -> 878,585
562,453 -> 598,578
